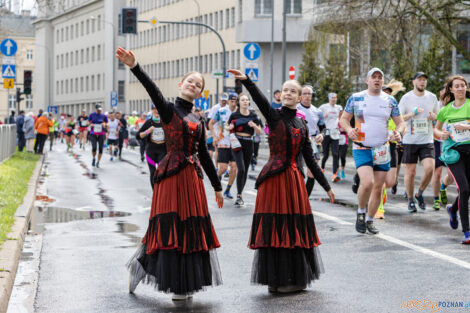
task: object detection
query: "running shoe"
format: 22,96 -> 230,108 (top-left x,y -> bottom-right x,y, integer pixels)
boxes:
440,188 -> 448,205
366,221 -> 379,234
110,156 -> 114,161
92,158 -> 96,167
391,183 -> 397,195
415,194 -> 426,210
432,199 -> 440,211
340,170 -> 346,179
355,213 -> 366,233
462,231 -> 470,245
96,161 -> 100,168
172,294 -> 189,301
114,149 -> 118,156
332,173 -> 340,183
352,174 -> 360,194
235,196 -> 244,206
447,204 -> 458,230
251,164 -> 255,171
224,170 -> 230,178
408,201 -> 417,213
223,190 -> 233,199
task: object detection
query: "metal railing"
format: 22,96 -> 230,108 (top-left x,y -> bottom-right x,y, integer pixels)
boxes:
0,124 -> 17,163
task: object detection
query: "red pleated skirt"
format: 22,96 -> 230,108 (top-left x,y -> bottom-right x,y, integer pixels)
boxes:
142,164 -> 220,255
249,166 -> 321,249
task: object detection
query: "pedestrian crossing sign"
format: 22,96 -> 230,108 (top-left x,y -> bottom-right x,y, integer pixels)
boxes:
245,68 -> 258,82
3,78 -> 14,89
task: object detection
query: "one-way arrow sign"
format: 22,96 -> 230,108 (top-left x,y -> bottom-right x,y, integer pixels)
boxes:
2,64 -> 16,78
0,39 -> 18,56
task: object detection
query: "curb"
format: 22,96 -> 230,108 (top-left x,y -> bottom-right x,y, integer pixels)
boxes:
0,154 -> 44,313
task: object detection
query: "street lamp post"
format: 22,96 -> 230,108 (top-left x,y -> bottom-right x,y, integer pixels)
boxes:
148,19 -> 227,91
191,0 -> 201,73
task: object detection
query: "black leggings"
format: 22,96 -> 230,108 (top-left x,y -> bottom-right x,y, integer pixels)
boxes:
233,137 -> 253,196
321,135 -> 339,174
447,148 -> 470,233
339,144 -> 348,168
90,134 -> 105,154
252,141 -> 260,166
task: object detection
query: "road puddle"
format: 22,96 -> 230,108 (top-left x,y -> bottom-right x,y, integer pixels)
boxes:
30,206 -> 131,233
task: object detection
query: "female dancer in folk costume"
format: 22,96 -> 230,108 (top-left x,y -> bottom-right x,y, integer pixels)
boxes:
227,69 -> 335,293
116,47 -> 224,300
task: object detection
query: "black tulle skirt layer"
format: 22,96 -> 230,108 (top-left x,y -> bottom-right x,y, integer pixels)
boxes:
251,247 -> 324,288
127,244 -> 222,295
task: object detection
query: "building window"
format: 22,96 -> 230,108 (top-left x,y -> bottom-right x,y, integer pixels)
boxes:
65,26 -> 69,41
75,22 -> 79,37
8,94 -> 15,109
25,49 -> 33,60
97,74 -> 101,90
255,0 -> 272,16
86,76 -> 89,91
97,15 -> 101,31
92,46 -> 95,62
86,48 -> 89,63
26,95 -> 33,109
81,21 -> 84,36
80,77 -> 84,92
238,0 -> 243,22
92,19 -> 95,32
118,80 -> 125,101
86,19 -> 90,34
56,29 -> 59,43
91,75 -> 95,91
97,45 -> 101,61
75,50 -> 78,65
70,78 -> 73,93
231,8 -> 235,27
286,0 -> 302,15
75,78 -> 78,92
71,25 -> 74,39
225,9 -> 230,28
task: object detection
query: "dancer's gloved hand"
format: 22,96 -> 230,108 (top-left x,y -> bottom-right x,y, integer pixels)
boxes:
327,189 -> 335,203
227,69 -> 247,80
115,47 -> 136,68
215,191 -> 224,208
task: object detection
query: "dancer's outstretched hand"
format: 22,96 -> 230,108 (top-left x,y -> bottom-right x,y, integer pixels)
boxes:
327,189 -> 335,203
215,191 -> 224,208
227,69 -> 247,80
115,47 -> 136,67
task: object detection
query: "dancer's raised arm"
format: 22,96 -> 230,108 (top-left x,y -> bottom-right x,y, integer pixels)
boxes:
116,47 -> 173,123
227,69 -> 276,125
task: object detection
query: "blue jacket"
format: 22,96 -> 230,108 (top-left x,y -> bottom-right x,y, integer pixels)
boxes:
16,115 -> 24,133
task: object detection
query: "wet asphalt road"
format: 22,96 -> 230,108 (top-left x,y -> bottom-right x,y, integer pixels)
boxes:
11,141 -> 470,313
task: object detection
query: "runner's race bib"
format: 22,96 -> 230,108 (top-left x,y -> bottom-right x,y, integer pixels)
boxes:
230,133 -> 242,150
412,118 -> 429,135
448,121 -> 470,143
373,143 -> 391,165
151,127 -> 165,142
339,134 -> 346,145
329,128 -> 340,140
93,124 -> 102,133
81,120 -> 87,127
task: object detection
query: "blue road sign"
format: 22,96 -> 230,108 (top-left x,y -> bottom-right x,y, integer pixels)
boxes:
2,64 -> 15,78
245,67 -> 259,82
195,97 -> 204,108
48,106 -> 58,114
243,43 -> 261,61
0,39 -> 18,56
202,98 -> 210,111
110,91 -> 118,107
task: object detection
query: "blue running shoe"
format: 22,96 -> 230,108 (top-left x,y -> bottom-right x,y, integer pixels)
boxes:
447,204 -> 458,230
462,231 -> 470,245
223,190 -> 233,199
340,170 -> 346,179
92,158 -> 96,167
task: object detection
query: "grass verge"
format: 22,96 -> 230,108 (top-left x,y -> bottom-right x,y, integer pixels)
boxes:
0,152 -> 40,247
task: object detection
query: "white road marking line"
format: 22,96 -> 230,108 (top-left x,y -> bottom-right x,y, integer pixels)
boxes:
312,209 -> 470,270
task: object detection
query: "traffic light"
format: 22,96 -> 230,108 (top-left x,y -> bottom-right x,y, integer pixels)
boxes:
24,70 -> 32,94
16,88 -> 24,103
121,8 -> 137,34
235,79 -> 243,94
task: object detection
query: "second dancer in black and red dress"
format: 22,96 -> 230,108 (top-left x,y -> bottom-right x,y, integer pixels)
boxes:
228,69 -> 335,293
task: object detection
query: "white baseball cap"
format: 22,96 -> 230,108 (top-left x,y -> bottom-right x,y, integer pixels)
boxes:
367,67 -> 384,78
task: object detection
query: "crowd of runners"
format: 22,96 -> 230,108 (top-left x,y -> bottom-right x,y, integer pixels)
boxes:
13,47 -> 470,299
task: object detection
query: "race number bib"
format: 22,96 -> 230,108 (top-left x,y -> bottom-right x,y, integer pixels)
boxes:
138,122 -> 144,129
373,143 -> 391,165
412,118 -> 429,135
329,128 -> 340,140
339,134 -> 346,146
151,127 -> 165,142
93,124 -> 102,133
230,133 -> 241,150
448,122 -> 470,143
81,120 -> 87,127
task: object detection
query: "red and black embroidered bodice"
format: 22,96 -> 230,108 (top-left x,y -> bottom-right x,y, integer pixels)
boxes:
131,63 -> 222,191
241,78 -> 331,191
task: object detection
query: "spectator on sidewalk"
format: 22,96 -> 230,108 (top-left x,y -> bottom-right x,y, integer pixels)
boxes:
9,110 -> 15,124
16,110 -> 26,151
24,112 -> 35,153
34,112 -> 53,154
270,90 -> 282,109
